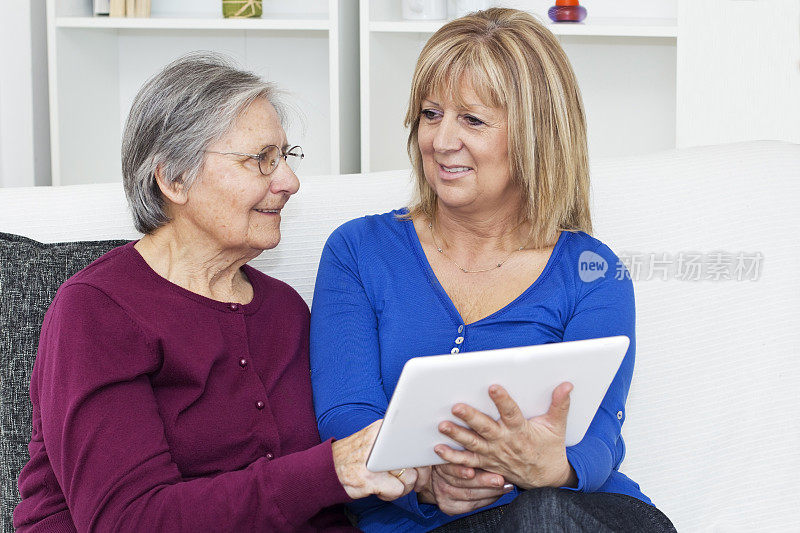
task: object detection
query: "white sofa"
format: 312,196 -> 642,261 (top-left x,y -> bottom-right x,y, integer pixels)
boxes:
1,140 -> 798,532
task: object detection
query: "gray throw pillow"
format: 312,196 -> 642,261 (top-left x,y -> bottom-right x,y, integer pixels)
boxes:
0,232 -> 129,533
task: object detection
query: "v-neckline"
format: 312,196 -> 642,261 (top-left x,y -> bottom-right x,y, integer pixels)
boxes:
403,213 -> 571,327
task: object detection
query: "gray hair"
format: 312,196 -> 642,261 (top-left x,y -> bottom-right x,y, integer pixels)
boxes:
122,52 -> 285,234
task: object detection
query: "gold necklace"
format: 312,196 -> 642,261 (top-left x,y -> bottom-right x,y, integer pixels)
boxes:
428,219 -> 531,274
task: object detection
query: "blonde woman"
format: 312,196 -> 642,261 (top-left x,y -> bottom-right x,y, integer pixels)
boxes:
310,8 -> 675,533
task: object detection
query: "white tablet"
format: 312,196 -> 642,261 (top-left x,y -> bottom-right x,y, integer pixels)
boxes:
366,335 -> 629,472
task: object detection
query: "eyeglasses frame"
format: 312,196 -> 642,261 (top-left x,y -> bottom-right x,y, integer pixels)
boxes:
205,144 -> 304,176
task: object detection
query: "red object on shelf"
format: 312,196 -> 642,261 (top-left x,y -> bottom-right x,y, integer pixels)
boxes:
548,1 -> 587,23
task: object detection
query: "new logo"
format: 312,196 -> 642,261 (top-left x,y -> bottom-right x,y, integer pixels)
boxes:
578,251 -> 607,282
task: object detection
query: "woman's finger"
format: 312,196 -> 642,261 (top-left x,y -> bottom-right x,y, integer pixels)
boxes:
439,421 -> 487,453
451,402 -> 501,439
399,468 -> 418,495
545,382 -> 573,430
436,482 -> 510,502
472,469 -> 507,489
387,467 -> 417,489
488,385 -> 526,430
436,465 -> 505,489
434,444 -> 483,468
375,476 -> 407,501
375,468 -> 417,501
435,462 -> 476,481
413,466 -> 432,493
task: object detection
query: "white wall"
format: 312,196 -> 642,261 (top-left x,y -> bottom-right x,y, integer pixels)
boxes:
677,0 -> 800,147
1,4 -> 34,187
0,3 -> 34,187
0,1 -> 50,188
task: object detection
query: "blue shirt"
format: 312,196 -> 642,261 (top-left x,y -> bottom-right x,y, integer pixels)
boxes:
310,210 -> 649,532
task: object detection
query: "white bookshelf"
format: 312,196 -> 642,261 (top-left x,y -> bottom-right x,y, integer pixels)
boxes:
47,0 -> 358,185
360,0 -> 679,172
369,17 -> 676,37
55,15 -> 332,31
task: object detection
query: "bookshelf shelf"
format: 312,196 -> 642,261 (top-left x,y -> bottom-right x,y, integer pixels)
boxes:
369,17 -> 677,38
56,14 -> 331,31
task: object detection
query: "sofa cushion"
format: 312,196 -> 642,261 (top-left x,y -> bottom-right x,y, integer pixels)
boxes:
0,232 -> 129,533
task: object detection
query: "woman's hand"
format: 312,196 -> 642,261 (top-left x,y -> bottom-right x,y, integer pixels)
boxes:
332,420 -> 423,501
434,383 -> 578,490
417,463 -> 512,515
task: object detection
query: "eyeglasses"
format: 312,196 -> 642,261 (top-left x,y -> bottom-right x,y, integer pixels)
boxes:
206,145 -> 304,176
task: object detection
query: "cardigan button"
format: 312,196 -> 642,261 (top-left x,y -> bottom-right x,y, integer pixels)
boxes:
266,452 -> 274,460
451,347 -> 459,354
458,325 -> 464,333
228,303 -> 240,311
455,336 -> 464,344
239,358 -> 248,368
256,401 -> 265,410
617,410 -> 623,420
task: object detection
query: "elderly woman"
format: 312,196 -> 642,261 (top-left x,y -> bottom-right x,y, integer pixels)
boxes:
13,54 -> 426,532
310,9 -> 675,533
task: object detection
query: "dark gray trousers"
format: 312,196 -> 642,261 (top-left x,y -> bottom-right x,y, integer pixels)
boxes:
430,488 -> 677,533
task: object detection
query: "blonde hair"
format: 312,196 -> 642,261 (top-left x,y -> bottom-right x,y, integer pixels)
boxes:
403,7 -> 592,247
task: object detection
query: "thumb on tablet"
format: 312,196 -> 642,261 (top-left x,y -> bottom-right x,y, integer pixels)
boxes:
546,382 -> 572,429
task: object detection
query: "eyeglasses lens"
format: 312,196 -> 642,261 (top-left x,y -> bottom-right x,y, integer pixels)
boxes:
286,146 -> 304,173
257,145 -> 304,175
258,146 -> 281,176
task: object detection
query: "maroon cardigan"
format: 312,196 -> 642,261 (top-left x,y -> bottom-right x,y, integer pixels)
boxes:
14,242 -> 355,532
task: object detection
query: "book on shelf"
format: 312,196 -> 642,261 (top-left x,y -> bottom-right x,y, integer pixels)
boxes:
109,0 -> 124,17
108,0 -> 150,17
135,0 -> 151,18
